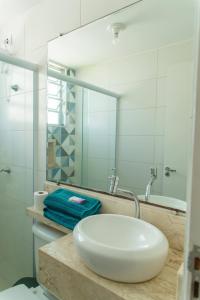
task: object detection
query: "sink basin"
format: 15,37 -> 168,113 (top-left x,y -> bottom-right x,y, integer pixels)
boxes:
73,214 -> 169,283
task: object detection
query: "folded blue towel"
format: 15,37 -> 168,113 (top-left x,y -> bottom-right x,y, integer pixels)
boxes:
44,207 -> 79,230
44,188 -> 101,219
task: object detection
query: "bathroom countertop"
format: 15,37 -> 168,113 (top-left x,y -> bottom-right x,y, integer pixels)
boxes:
26,206 -> 71,234
39,233 -> 183,300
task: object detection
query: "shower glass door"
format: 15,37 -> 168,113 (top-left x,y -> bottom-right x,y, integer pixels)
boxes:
47,70 -> 117,193
0,58 -> 36,289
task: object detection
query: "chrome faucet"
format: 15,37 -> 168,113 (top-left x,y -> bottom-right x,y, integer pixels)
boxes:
108,174 -> 119,194
108,175 -> 140,218
116,188 -> 140,219
145,168 -> 157,201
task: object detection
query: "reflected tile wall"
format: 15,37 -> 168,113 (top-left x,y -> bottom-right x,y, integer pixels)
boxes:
78,40 -> 193,200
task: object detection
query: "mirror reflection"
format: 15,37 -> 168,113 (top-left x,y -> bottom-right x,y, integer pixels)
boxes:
47,0 -> 195,211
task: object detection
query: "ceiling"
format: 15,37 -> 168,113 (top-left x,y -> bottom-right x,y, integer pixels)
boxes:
0,0 -> 42,27
49,0 -> 196,69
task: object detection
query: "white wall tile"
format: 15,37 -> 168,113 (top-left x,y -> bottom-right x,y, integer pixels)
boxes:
118,136 -> 154,163
119,108 -> 155,136
157,77 -> 167,107
36,170 -> 46,191
155,107 -> 166,136
118,160 -> 153,191
158,40 -> 193,77
25,45 -> 47,91
154,136 -> 164,165
25,0 -> 81,51
107,50 -> 157,85
117,79 -> 157,110
38,89 -> 47,131
25,92 -> 34,131
37,130 -> 46,172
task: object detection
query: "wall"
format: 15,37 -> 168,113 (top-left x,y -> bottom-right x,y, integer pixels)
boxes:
0,0 -> 142,286
0,0 -> 142,192
77,40 -> 193,199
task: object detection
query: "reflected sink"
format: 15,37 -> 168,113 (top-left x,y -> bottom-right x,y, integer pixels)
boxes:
138,195 -> 186,211
73,214 -> 169,283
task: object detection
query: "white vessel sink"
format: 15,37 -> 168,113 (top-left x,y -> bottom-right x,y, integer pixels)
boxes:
73,214 -> 169,283
138,195 -> 186,211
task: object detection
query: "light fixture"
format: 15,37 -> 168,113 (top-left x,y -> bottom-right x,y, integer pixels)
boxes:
107,23 -> 126,45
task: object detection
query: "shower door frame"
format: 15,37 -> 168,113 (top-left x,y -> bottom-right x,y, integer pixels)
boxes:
0,52 -> 39,192
0,52 -> 39,278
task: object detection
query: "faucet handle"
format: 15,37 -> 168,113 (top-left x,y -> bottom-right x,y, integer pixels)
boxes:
113,176 -> 119,194
165,166 -> 176,177
150,167 -> 157,177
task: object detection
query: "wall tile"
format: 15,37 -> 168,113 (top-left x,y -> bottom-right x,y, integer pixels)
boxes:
118,135 -> 154,164
157,77 -> 167,107
107,50 -> 157,85
158,40 -> 193,77
117,79 -> 157,111
38,89 -> 47,132
154,136 -> 164,164
25,45 -> 48,91
118,160 -> 153,191
25,0 -> 81,51
155,107 -> 166,136
37,130 -> 47,172
119,108 -> 155,136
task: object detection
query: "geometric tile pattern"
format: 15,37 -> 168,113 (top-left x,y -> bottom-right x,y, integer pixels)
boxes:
47,68 -> 76,184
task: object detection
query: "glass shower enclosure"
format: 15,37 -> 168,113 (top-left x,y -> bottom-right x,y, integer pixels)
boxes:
0,52 -> 38,289
47,68 -> 118,193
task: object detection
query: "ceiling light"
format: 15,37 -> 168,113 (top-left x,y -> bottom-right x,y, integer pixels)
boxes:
107,23 -> 126,45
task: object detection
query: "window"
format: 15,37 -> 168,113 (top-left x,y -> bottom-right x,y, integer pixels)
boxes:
47,62 -> 67,125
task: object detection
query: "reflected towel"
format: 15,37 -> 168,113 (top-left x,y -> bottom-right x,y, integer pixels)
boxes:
44,188 -> 101,219
44,207 -> 80,230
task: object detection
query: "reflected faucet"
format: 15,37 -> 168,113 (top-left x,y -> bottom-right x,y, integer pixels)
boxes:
145,168 -> 157,201
108,175 -> 140,218
108,174 -> 119,194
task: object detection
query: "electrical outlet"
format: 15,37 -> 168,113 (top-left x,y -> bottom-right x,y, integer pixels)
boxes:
1,33 -> 13,53
3,34 -> 12,47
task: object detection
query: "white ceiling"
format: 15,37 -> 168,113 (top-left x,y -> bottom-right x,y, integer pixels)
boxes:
0,0 -> 42,26
49,0 -> 196,69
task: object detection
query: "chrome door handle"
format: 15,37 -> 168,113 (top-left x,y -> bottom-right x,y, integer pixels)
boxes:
165,167 -> 176,177
0,168 -> 11,174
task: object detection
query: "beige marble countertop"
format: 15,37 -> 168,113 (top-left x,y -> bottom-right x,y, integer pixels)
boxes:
26,206 -> 71,234
39,234 -> 183,300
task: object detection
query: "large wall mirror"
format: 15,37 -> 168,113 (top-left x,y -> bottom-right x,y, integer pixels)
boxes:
47,0 -> 195,212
